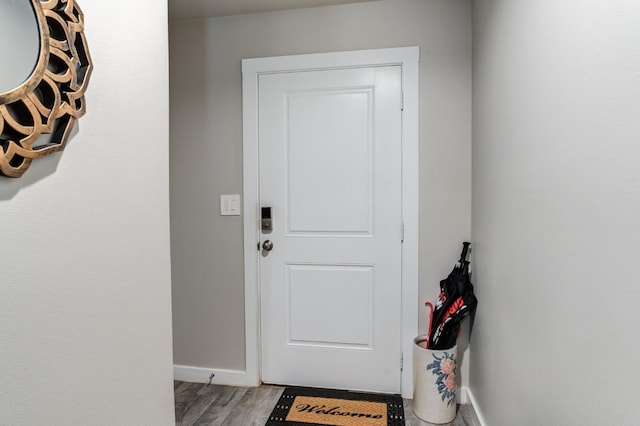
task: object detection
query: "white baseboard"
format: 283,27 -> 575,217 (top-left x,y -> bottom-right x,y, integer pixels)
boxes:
458,386 -> 469,404
464,387 -> 488,426
173,365 -> 259,387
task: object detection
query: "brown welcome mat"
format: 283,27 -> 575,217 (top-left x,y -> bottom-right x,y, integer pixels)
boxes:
265,387 -> 405,426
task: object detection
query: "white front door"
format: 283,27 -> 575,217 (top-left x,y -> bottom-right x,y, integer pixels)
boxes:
258,65 -> 403,393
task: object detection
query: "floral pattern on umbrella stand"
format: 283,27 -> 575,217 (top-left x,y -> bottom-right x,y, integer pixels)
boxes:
426,351 -> 457,406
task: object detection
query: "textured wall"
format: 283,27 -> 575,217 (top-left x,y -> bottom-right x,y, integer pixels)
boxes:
169,0 -> 472,382
0,1 -> 175,424
472,1 -> 640,424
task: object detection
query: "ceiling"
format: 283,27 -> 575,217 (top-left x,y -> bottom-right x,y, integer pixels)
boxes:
168,0 -> 379,21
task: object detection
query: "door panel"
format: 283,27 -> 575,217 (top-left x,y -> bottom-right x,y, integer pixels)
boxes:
286,88 -> 373,235
259,66 -> 402,393
287,264 -> 373,348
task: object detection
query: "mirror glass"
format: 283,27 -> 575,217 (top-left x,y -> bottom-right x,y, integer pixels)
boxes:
0,0 -> 40,94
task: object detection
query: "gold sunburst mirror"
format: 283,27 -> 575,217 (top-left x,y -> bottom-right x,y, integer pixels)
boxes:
0,0 -> 92,178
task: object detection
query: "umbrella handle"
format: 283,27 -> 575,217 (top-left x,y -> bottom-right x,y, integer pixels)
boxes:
425,301 -> 434,349
459,242 -> 471,264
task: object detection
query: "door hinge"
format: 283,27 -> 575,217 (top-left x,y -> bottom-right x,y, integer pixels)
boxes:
401,223 -> 405,242
400,91 -> 404,111
400,353 -> 404,371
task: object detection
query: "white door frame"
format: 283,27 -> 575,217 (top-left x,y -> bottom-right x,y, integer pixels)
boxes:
242,47 -> 419,398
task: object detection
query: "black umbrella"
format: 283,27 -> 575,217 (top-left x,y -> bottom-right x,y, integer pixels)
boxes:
427,242 -> 477,350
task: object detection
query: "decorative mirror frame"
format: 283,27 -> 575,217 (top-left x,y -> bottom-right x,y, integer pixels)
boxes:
0,0 -> 92,178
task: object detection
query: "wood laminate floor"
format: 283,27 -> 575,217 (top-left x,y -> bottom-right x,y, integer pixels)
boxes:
174,381 -> 476,426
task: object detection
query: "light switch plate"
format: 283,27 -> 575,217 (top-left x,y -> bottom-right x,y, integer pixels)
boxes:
220,194 -> 241,216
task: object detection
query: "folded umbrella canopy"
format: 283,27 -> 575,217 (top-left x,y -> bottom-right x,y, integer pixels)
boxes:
427,242 -> 478,350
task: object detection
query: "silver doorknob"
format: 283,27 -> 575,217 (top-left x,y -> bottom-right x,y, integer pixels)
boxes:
262,240 -> 274,251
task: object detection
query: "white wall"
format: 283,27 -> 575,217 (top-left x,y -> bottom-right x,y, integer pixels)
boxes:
0,1 -> 175,424
169,0 -> 472,385
472,1 -> 640,424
